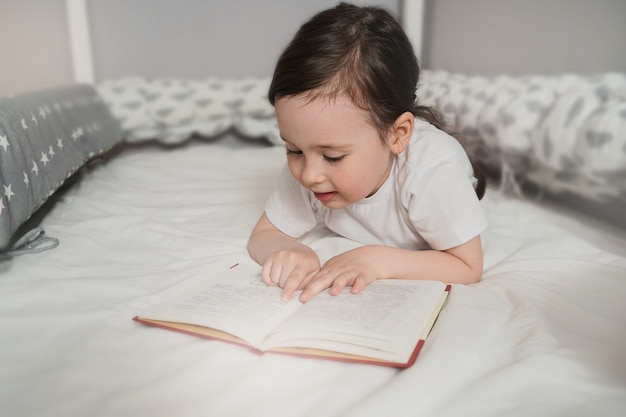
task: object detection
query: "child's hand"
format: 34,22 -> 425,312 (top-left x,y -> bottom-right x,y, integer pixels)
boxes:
261,246 -> 320,301
299,246 -> 380,302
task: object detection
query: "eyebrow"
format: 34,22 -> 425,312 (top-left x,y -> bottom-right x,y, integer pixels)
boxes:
280,136 -> 350,151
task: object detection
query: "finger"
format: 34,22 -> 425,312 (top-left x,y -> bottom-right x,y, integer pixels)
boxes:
350,276 -> 368,294
261,260 -> 273,285
299,270 -> 335,302
280,279 -> 299,301
280,268 -> 312,301
328,271 -> 353,296
261,260 -> 282,286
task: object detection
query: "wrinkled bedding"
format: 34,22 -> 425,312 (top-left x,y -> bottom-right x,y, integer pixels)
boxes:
97,72 -> 626,208
1,141 -> 625,417
418,71 -> 626,204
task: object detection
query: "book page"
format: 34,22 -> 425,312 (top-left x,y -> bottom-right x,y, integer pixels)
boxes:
263,280 -> 447,359
138,264 -> 302,347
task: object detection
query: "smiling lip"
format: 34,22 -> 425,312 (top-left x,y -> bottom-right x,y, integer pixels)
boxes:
313,191 -> 337,202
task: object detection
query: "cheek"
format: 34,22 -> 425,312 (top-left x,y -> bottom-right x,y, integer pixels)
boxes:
286,158 -> 302,180
333,163 -> 368,190
346,153 -> 391,188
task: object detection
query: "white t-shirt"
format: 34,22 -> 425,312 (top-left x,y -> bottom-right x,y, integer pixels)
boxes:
265,118 -> 488,251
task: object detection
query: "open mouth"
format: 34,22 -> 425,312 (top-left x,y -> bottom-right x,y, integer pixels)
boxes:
313,191 -> 337,203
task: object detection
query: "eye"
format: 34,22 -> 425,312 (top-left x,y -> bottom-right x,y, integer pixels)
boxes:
286,148 -> 302,156
324,155 -> 344,163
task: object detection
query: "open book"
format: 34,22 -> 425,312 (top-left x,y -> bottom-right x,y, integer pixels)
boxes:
134,263 -> 450,368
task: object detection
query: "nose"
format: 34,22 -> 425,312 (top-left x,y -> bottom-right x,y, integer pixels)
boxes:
300,158 -> 325,187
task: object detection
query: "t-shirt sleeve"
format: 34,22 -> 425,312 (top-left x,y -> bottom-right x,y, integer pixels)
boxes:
264,164 -> 317,238
405,149 -> 488,250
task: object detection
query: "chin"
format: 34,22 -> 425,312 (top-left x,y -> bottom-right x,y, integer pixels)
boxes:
320,201 -> 344,209
321,197 -> 356,210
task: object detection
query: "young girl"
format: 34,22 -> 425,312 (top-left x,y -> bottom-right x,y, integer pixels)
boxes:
247,3 -> 488,303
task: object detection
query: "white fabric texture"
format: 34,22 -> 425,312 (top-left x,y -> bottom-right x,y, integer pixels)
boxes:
418,71 -> 626,203
97,77 -> 281,145
1,142 -> 624,417
265,118 -> 488,250
99,72 -> 626,206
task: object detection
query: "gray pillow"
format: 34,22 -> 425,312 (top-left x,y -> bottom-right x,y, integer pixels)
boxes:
0,84 -> 124,252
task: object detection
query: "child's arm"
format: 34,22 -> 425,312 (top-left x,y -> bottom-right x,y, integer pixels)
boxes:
296,235 -> 483,302
247,212 -> 321,300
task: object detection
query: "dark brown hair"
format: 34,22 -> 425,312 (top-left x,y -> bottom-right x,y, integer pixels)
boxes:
269,3 -> 485,199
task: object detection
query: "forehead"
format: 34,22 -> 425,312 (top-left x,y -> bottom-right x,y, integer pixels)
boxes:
275,93 -> 359,116
274,94 -> 378,147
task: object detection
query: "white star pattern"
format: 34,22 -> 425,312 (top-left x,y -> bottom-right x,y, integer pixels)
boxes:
40,152 -> 49,166
0,134 -> 8,151
0,87 -> 118,225
71,127 -> 84,140
3,184 -> 14,202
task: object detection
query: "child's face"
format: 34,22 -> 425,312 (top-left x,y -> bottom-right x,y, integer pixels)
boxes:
275,94 -> 395,209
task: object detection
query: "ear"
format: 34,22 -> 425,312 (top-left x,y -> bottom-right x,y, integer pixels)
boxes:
388,111 -> 414,155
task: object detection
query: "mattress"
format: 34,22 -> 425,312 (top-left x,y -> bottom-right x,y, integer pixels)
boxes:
1,139 -> 625,417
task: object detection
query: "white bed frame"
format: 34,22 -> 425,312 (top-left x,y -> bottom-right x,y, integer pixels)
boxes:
65,0 -> 94,84
401,0 -> 425,60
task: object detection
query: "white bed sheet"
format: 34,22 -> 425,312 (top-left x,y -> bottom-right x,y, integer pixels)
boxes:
1,141 -> 625,417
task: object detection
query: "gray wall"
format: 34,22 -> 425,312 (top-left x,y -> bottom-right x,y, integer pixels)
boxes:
1,0 -> 626,97
421,0 -> 626,75
90,0 -> 400,80
0,0 -> 399,96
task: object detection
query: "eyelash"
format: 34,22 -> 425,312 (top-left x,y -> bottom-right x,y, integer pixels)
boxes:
324,155 -> 344,163
286,149 -> 344,163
